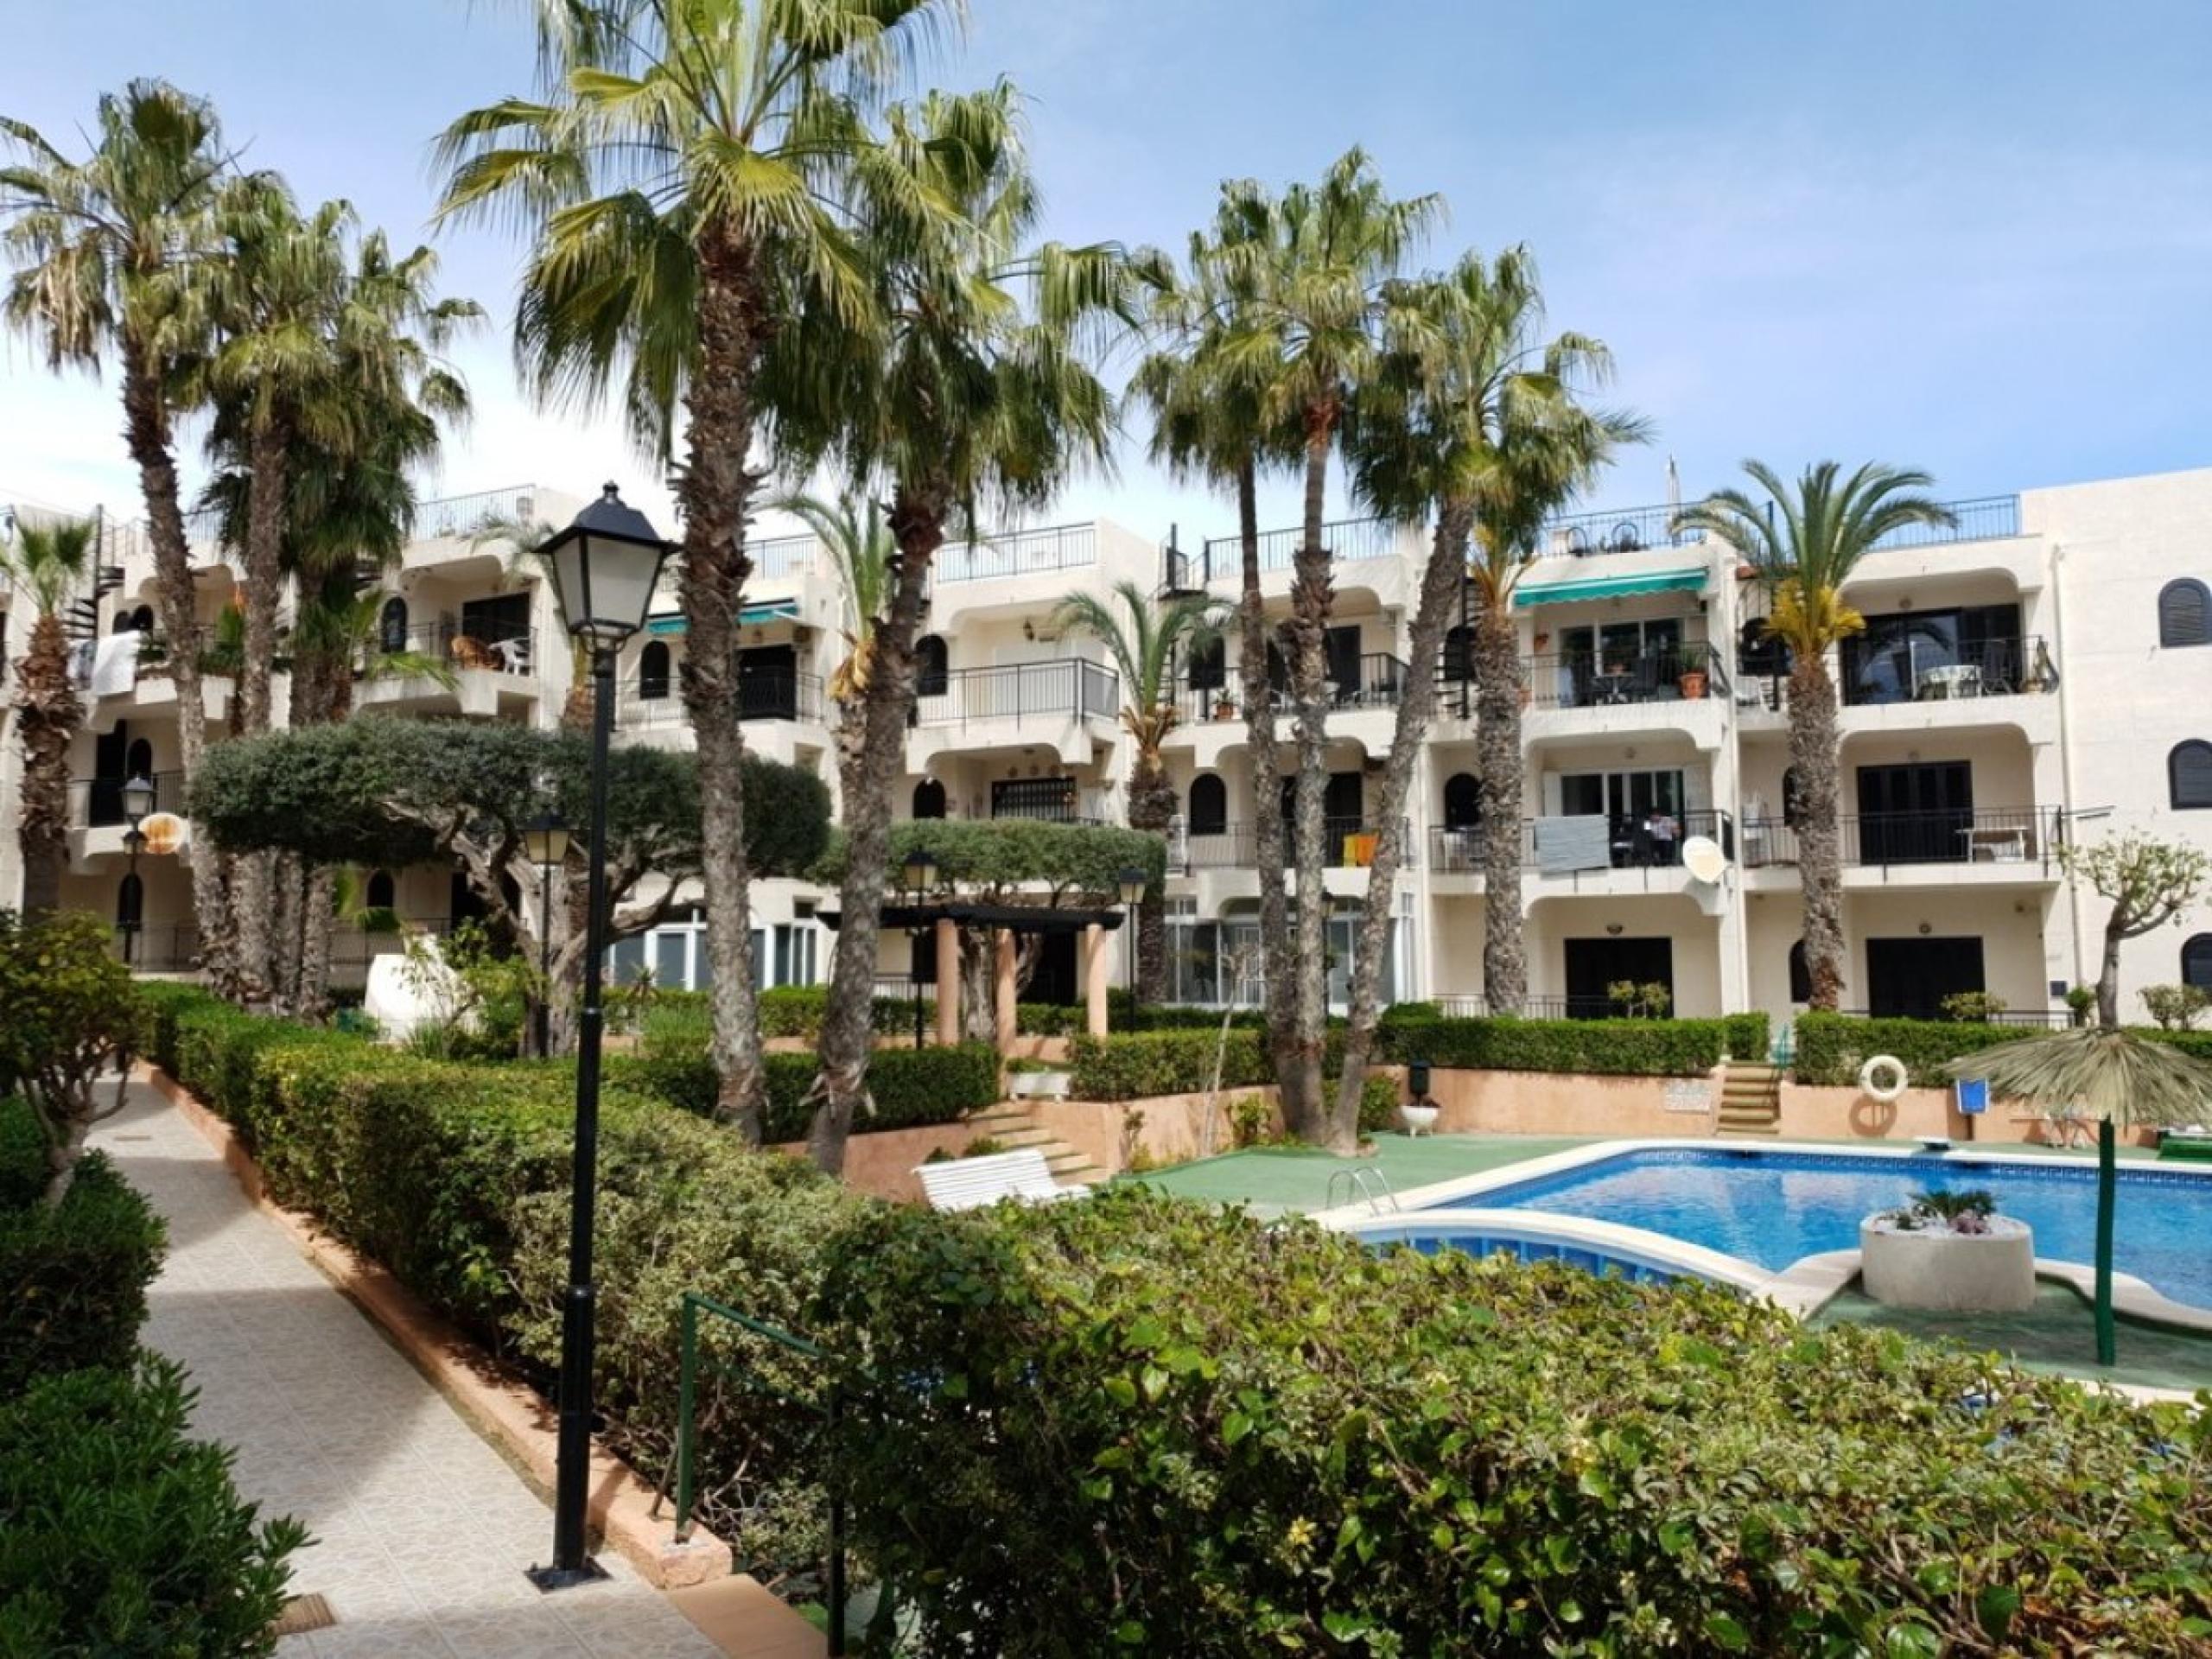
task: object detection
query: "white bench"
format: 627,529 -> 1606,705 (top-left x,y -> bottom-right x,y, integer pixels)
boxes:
914,1148 -> 1089,1211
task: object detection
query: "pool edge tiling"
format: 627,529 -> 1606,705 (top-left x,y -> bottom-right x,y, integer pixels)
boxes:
1317,1139 -> 2212,1336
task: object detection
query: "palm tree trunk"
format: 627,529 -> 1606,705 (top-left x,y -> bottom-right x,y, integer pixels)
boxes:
121,339 -> 232,993
1281,416 -> 1335,1138
1476,583 -> 1526,1013
13,614 -> 81,918
810,485 -> 942,1175
1332,507 -> 1470,1141
677,227 -> 768,1138
1789,658 -> 1845,1010
959,930 -> 996,1045
222,417 -> 290,1002
1238,457 -> 1296,1116
1127,750 -> 1176,1001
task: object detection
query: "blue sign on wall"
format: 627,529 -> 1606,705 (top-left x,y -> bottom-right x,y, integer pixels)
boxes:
1955,1077 -> 1990,1117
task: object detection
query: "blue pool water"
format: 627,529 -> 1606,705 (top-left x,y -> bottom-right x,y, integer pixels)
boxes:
1449,1148 -> 2212,1310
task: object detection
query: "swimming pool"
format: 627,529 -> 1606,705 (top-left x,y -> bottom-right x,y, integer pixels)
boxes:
1445,1147 -> 2212,1312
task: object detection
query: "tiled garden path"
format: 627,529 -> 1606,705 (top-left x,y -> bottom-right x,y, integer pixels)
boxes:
93,1080 -> 728,1659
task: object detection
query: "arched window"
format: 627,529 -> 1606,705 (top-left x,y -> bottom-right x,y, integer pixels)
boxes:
914,635 -> 949,698
1441,625 -> 1475,683
378,595 -> 409,655
116,871 -> 143,931
2159,580 -> 2211,648
1443,772 -> 1482,830
1788,939 -> 1811,1005
365,870 -> 396,912
2183,935 -> 2212,991
912,779 -> 947,819
1187,773 -> 1228,836
1186,636 -> 1225,693
1781,766 -> 1804,828
639,639 -> 671,700
2171,741 -> 2212,810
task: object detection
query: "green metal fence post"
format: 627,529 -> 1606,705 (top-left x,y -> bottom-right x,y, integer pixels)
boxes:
675,1293 -> 699,1541
2095,1117 -> 2118,1367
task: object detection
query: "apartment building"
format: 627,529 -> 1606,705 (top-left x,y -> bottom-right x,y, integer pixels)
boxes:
8,464 -> 2211,1033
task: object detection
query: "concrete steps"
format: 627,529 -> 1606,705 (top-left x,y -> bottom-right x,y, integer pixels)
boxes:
1715,1060 -> 1783,1136
965,1103 -> 1106,1187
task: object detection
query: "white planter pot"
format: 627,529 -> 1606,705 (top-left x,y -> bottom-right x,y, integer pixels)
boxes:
1008,1070 -> 1072,1101
1399,1102 -> 1441,1138
1859,1215 -> 2035,1313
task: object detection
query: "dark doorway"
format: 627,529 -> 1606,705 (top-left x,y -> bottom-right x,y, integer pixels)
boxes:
1282,771 -> 1364,834
1028,930 -> 1079,1007
1325,626 -> 1362,698
1855,761 -> 1973,864
912,779 -> 947,819
1187,773 -> 1228,836
1564,937 -> 1675,1020
87,721 -> 130,827
1866,936 -> 1985,1020
460,593 -> 531,646
738,643 -> 797,719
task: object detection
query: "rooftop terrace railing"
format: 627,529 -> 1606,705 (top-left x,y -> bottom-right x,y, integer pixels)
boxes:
934,522 -> 1098,584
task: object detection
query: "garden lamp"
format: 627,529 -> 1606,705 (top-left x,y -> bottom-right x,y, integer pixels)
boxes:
537,484 -> 671,646
1117,864 -> 1147,1020
121,772 -> 156,827
523,811 -> 571,1062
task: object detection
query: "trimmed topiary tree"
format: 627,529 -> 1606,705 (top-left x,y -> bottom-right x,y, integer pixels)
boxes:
0,912 -> 143,1205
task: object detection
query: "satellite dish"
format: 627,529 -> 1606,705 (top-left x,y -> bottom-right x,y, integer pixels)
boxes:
137,812 -> 190,856
1681,836 -> 1727,884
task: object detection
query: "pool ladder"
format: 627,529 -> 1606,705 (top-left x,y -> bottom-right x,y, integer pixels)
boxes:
1325,1167 -> 1399,1215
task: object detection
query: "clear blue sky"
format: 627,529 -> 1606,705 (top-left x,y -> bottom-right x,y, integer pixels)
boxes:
5,0 -> 2209,540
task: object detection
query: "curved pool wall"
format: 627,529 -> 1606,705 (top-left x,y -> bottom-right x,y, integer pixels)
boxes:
1324,1140 -> 2212,1327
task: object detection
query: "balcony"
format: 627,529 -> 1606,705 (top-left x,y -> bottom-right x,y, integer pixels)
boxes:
912,659 -> 1118,728
1430,811 -> 1736,880
1175,654 -> 1411,726
1740,806 -> 2062,877
387,618 -> 538,675
933,524 -> 1097,584
73,770 -> 186,830
1840,634 -> 2052,709
1523,641 -> 1731,710
1179,817 -> 1399,874
618,671 -> 826,732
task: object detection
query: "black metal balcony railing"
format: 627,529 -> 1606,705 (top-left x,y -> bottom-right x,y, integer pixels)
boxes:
1178,654 -> 1409,724
1839,634 -> 2052,709
1180,817 -> 1402,873
1522,641 -> 1732,710
934,524 -> 1097,584
618,671 -> 825,728
912,659 -> 1119,728
394,618 -> 538,675
1429,810 -> 1737,875
73,770 -> 186,829
1740,806 -> 2062,870
1545,504 -> 1708,557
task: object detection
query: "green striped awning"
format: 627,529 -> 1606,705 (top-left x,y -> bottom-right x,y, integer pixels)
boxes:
1512,568 -> 1707,609
645,599 -> 800,636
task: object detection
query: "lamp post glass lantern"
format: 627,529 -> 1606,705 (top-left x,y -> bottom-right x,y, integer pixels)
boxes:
904,849 -> 938,1050
524,810 -> 572,1061
120,773 -> 153,963
528,485 -> 672,1592
1117,865 -> 1147,1020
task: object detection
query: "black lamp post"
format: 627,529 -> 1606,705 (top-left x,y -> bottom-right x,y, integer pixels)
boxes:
527,485 -> 672,1592
523,810 -> 572,1060
1117,864 -> 1147,1024
903,847 -> 938,1050
121,772 -> 154,964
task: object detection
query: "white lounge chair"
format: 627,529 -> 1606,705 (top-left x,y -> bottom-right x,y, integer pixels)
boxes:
914,1148 -> 1089,1211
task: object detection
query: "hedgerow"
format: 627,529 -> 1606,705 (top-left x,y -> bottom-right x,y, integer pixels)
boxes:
1376,1014 -> 1753,1077
811,1190 -> 2212,1656
1796,1013 -> 2212,1087
0,1150 -> 163,1398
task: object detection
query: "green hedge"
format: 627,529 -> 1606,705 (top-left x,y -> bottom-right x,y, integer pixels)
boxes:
0,1151 -> 165,1401
1378,1015 -> 1749,1077
810,1190 -> 2212,1656
0,1358 -> 305,1655
644,987 -> 910,1040
632,1008 -> 1000,1140
0,1097 -> 45,1212
1065,1027 -> 1360,1102
1794,1014 -> 2212,1088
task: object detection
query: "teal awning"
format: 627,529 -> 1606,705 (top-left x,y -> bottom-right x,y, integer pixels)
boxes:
1513,568 -> 1707,609
645,599 -> 800,636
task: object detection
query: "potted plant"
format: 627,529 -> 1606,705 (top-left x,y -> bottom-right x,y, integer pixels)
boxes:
1212,691 -> 1236,721
1859,1188 -> 2035,1312
1678,667 -> 1708,700
1006,1056 -> 1072,1100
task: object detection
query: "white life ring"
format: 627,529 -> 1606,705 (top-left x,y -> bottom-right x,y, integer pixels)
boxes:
1859,1054 -> 1910,1102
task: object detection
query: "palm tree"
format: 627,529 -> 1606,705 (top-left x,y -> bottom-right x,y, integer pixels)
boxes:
1674,464 -> 1955,1008
1132,187 -> 1302,1114
1,515 -> 96,916
1053,579 -> 1226,999
768,491 -> 897,705
1239,149 -> 1439,1137
1950,1029 -> 2212,1365
435,0 -> 949,1138
1333,249 -> 1640,1137
791,81 -> 1141,1173
3,80 -> 242,984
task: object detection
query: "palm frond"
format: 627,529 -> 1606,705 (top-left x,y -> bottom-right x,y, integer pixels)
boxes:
1948,1027 -> 2212,1128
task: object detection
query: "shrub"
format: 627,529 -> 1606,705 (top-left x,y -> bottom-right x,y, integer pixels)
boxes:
1069,1029 -> 1262,1100
1722,1011 -> 1771,1061
1378,1015 -> 1737,1077
2141,984 -> 2211,1030
633,1008 -> 998,1140
1018,997 -> 1269,1037
1793,1014 -> 2031,1088
0,910 -> 143,1205
810,1191 -> 2212,1656
0,1357 -> 305,1655
1939,990 -> 2010,1023
0,1153 -> 164,1399
0,1098 -> 45,1213
1357,1071 -> 1401,1135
